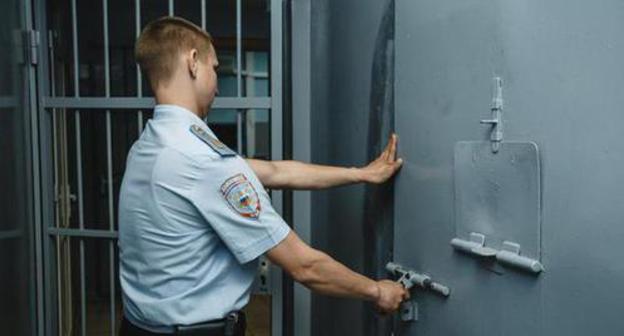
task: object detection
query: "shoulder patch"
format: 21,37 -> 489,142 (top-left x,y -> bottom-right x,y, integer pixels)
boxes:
190,125 -> 237,157
220,174 -> 261,218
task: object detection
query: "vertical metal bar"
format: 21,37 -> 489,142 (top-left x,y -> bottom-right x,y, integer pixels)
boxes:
291,1 -> 312,335
270,0 -> 283,210
49,30 -> 58,231
168,0 -> 174,16
236,112 -> 244,154
236,0 -> 243,154
135,0 -> 143,134
70,0 -> 88,335
26,0 -> 47,333
49,28 -> 64,336
269,1 -> 284,335
33,0 -> 61,335
201,0 -> 206,30
199,0 -> 206,135
71,0 -> 79,99
76,113 -> 87,336
103,0 -> 116,334
106,115 -> 116,336
104,0 -> 110,100
245,52 -> 256,158
236,0 -> 242,95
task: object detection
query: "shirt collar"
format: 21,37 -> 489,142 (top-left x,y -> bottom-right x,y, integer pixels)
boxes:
153,104 -> 215,135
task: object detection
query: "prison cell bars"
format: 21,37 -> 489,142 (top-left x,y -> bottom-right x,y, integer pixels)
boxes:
72,0 -> 88,334
46,4 -> 73,336
135,0 -> 143,134
201,0 -> 206,30
43,1 -> 282,335
102,0 -> 118,334
236,0 -> 244,154
49,25 -> 60,336
268,1 -> 284,334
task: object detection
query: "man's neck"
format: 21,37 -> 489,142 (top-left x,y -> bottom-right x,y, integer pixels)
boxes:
155,92 -> 207,119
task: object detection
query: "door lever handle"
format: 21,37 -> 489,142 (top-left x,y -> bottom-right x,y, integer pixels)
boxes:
386,262 -> 450,322
451,232 -> 496,258
451,232 -> 544,274
386,262 -> 451,297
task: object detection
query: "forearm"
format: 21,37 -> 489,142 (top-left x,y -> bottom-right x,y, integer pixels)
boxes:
247,134 -> 401,190
294,249 -> 379,301
270,160 -> 365,190
267,232 -> 407,312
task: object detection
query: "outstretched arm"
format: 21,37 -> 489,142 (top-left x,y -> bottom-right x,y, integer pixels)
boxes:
266,231 -> 409,313
247,134 -> 403,190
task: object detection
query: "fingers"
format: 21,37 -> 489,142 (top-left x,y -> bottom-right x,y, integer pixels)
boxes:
381,138 -> 392,161
395,157 -> 404,168
387,134 -> 397,162
377,133 -> 400,164
403,288 -> 411,300
375,306 -> 390,316
375,305 -> 395,316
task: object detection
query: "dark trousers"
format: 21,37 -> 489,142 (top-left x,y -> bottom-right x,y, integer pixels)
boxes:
119,314 -> 246,336
120,318 -> 173,336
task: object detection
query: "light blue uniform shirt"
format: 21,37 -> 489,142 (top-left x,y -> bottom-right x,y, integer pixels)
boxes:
118,104 -> 290,333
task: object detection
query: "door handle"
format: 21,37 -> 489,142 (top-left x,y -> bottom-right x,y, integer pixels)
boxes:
451,232 -> 544,273
386,262 -> 451,297
386,262 -> 450,322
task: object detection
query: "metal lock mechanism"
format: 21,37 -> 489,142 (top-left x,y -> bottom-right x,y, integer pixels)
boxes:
480,77 -> 504,153
386,262 -> 450,322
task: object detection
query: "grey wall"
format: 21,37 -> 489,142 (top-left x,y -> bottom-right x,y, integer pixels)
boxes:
307,0 -> 395,335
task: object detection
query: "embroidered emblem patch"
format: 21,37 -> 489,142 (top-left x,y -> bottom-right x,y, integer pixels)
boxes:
220,174 -> 261,218
190,124 -> 237,157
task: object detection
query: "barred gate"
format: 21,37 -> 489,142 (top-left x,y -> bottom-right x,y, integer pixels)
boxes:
32,0 -> 285,335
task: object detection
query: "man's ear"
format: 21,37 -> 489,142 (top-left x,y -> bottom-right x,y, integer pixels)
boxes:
188,49 -> 199,79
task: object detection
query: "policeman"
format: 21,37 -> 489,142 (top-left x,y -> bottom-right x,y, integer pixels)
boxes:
118,16 -> 408,336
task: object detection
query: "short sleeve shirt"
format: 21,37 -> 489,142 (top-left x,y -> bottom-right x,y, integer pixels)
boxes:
118,104 -> 290,333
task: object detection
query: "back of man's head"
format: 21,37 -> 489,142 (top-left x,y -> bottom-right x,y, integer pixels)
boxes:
135,16 -> 212,90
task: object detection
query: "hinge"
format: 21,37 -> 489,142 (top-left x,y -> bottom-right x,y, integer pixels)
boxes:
23,29 -> 40,65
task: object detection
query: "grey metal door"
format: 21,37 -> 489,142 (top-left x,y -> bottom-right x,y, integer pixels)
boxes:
0,0 -> 39,334
393,1 -> 624,335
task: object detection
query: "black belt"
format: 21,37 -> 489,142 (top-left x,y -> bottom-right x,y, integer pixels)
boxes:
120,312 -> 246,336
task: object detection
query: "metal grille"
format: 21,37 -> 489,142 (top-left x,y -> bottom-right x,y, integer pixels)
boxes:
36,0 -> 284,335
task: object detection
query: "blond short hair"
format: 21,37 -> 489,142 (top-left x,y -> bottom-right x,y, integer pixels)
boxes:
135,16 -> 212,87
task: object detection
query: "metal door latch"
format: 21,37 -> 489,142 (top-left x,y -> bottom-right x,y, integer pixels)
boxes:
451,232 -> 544,274
255,257 -> 271,294
14,29 -> 40,65
386,262 -> 450,322
480,77 -> 504,153
400,300 -> 418,322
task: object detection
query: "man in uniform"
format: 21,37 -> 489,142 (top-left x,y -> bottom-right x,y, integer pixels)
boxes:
118,16 -> 408,336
